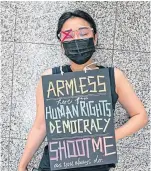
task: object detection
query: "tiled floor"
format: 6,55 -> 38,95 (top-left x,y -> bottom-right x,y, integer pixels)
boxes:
1,1 -> 150,171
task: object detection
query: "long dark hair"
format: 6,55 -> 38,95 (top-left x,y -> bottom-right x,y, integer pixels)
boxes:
56,10 -> 97,42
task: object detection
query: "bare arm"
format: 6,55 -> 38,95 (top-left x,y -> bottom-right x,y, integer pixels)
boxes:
18,69 -> 52,170
114,68 -> 149,142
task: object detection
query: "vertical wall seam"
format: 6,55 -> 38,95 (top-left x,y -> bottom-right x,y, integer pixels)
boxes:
7,4 -> 17,171
111,2 -> 118,67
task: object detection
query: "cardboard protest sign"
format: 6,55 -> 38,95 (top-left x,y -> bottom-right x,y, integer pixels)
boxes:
42,68 -> 118,170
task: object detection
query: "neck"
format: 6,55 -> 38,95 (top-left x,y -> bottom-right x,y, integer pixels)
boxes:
70,59 -> 98,72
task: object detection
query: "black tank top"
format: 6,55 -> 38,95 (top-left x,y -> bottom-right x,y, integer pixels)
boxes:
42,64 -> 118,170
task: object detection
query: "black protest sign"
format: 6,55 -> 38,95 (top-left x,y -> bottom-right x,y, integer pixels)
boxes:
42,68 -> 118,171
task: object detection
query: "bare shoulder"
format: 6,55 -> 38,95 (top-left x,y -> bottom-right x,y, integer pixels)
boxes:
114,67 -> 124,79
36,68 -> 52,92
114,67 -> 126,94
114,66 -> 134,98
113,67 -> 148,122
41,68 -> 52,76
34,68 -> 53,128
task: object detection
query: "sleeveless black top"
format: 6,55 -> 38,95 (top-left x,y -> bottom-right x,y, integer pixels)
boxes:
38,64 -> 119,171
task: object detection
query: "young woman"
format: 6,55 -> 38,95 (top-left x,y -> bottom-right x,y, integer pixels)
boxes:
18,10 -> 148,171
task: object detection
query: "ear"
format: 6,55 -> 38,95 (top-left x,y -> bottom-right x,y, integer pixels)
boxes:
94,33 -> 98,46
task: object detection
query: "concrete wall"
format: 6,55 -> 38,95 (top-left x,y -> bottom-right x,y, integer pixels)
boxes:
1,1 -> 150,171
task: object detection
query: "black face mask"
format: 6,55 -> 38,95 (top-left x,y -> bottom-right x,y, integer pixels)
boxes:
62,37 -> 96,65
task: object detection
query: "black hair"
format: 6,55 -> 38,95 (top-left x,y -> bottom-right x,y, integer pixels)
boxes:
56,10 -> 97,42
